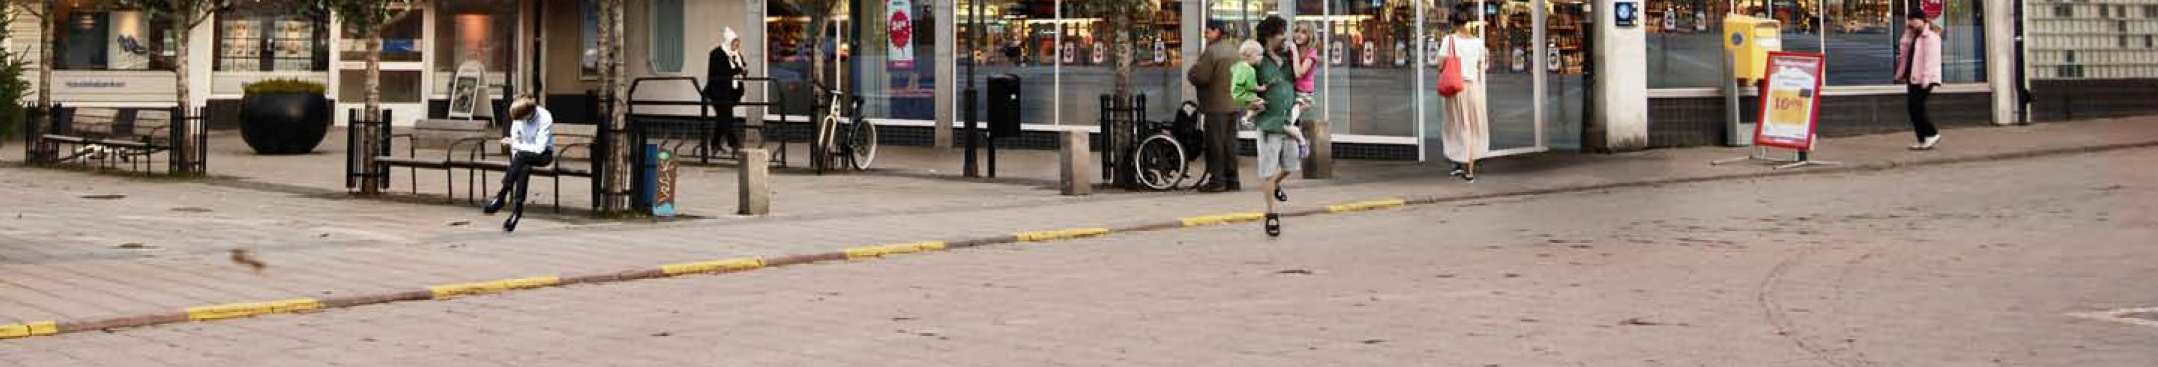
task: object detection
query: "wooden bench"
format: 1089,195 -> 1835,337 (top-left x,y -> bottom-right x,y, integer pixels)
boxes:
40,108 -> 179,173
374,133 -> 596,212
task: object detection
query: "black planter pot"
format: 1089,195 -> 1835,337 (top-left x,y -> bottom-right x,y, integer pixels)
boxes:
239,93 -> 332,154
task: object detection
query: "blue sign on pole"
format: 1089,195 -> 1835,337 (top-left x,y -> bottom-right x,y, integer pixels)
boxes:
1614,1 -> 1640,28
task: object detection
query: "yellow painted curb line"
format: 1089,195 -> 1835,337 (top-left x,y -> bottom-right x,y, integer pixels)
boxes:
185,298 -> 323,321
429,276 -> 562,299
1015,228 -> 1111,242
1326,198 -> 1407,213
842,241 -> 949,260
0,321 -> 58,339
659,257 -> 767,276
1180,212 -> 1266,227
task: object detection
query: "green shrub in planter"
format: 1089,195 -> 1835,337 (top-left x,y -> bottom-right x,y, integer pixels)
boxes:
242,79 -> 328,95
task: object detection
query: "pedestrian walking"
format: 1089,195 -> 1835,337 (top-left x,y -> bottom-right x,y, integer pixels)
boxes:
1187,20 -> 1244,192
1252,16 -> 1299,237
1439,9 -> 1489,182
703,27 -> 749,152
484,97 -> 554,232
1895,4 -> 1945,150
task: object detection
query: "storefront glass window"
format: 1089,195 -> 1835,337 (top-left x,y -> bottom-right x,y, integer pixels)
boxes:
1748,0 -> 1826,55
955,0 -> 1054,124
649,0 -> 686,74
216,2 -> 330,72
339,10 -> 423,62
435,0 -> 518,78
1053,1 -> 1183,125
582,0 -> 601,78
54,4 -> 174,70
1650,0 -> 1983,88
1935,0 -> 1986,83
1212,0 -> 1273,37
1820,0 -> 1895,84
1644,0 -> 1730,88
853,0 -> 939,120
1321,0 -> 1416,137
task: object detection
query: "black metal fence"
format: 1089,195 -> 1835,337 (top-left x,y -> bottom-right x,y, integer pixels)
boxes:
1097,94 -> 1147,186
343,109 -> 394,191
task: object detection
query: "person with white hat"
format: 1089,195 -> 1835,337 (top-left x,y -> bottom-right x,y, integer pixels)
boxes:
703,27 -> 749,152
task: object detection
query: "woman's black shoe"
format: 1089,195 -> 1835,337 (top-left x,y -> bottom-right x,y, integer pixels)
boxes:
483,198 -> 505,214
1264,213 -> 1281,237
1449,164 -> 1466,177
1274,187 -> 1288,202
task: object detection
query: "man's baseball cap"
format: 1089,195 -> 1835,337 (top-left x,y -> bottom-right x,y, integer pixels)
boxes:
1205,19 -> 1227,32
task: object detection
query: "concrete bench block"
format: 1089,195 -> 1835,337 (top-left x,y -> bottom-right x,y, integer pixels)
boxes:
738,148 -> 771,215
1059,130 -> 1092,196
1302,119 -> 1333,179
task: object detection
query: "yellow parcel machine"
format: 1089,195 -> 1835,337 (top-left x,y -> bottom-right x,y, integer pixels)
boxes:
1723,14 -> 1782,85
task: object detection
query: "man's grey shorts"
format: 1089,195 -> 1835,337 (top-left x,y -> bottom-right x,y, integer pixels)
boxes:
1258,132 -> 1301,178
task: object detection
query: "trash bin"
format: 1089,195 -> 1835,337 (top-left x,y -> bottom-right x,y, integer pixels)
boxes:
638,144 -> 679,217
987,74 -> 1022,138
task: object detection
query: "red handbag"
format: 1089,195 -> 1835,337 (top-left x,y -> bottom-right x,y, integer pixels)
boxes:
1437,37 -> 1465,97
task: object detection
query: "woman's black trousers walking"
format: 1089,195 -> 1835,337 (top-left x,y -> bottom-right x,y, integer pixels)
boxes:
1907,84 -> 1938,141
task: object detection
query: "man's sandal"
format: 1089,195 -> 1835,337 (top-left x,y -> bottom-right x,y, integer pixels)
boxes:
1264,213 -> 1281,237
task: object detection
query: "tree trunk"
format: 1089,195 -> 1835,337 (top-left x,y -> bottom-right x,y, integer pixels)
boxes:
35,6 -> 52,161
36,3 -> 51,110
358,32 -> 384,194
1109,19 -> 1136,188
600,0 -> 631,213
171,14 -> 194,175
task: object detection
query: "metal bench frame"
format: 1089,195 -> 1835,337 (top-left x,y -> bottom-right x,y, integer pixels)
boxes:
30,105 -> 205,175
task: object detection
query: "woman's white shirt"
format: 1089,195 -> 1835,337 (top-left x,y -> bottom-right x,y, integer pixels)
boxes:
1443,35 -> 1486,82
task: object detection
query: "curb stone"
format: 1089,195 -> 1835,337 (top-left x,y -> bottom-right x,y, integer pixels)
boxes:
4,138 -> 2154,341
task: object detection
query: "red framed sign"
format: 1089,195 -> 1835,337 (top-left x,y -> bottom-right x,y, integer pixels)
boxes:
1753,51 -> 1825,151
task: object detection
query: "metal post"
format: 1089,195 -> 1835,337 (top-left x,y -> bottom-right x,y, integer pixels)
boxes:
965,88 -> 979,177
964,0 -> 981,178
1099,94 -> 1113,182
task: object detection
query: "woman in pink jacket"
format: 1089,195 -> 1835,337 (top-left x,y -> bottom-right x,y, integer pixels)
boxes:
1895,4 -> 1944,150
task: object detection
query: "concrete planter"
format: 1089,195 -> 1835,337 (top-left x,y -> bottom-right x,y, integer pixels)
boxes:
239,93 -> 332,154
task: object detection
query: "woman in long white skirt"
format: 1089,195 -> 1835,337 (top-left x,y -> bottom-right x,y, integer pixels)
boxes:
1440,8 -> 1489,182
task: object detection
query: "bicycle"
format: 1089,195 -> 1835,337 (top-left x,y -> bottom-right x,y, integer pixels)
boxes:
811,82 -> 875,173
1130,101 -> 1209,190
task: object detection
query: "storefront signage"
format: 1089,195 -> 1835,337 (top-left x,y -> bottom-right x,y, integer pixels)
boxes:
65,80 -> 126,88
1614,0 -> 1640,28
383,39 -> 417,53
887,0 -> 914,69
1753,51 -> 1825,151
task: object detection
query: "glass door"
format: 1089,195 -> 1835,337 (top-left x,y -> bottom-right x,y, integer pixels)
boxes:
332,5 -> 430,125
1544,0 -> 1587,150
1422,0 -> 1545,161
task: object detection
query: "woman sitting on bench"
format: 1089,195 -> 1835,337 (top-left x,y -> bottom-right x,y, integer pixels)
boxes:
484,97 -> 553,232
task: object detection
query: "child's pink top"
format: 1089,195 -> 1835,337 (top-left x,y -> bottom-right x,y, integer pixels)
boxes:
1294,46 -> 1319,93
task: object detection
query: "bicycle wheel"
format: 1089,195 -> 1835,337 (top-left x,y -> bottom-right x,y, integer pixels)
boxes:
1132,134 -> 1187,191
844,118 -> 877,170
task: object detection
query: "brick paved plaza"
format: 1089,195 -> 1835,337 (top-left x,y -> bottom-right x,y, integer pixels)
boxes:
3,117 -> 2157,366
